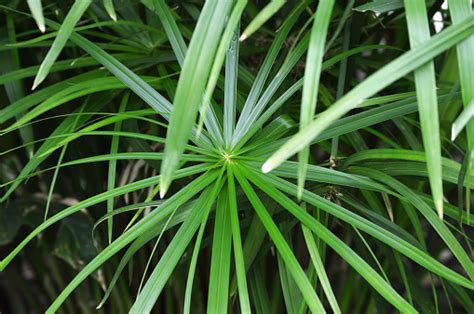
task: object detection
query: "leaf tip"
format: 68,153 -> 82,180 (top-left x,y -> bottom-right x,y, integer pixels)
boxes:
451,125 -> 457,141
39,23 -> 46,33
296,185 -> 303,201
239,33 -> 248,42
195,121 -> 204,139
261,160 -> 273,173
159,186 -> 168,199
435,198 -> 444,220
32,77 -> 42,90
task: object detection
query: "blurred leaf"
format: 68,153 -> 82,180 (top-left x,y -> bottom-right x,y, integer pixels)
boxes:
354,0 -> 404,13
53,212 -> 99,270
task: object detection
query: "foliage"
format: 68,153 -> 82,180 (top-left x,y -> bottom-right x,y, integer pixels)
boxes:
0,0 -> 473,313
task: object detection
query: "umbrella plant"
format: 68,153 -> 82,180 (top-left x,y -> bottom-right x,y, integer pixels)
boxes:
0,0 -> 473,312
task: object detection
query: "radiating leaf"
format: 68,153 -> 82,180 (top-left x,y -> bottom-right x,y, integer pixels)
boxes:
131,173 -> 224,313
240,0 -> 285,41
404,0 -> 444,218
233,165 -> 325,313
297,0 -> 334,199
452,99 -> 474,141
103,0 -> 117,21
354,0 -> 404,14
33,0 -> 92,89
27,0 -> 46,32
262,15 -> 474,173
160,1 -> 233,197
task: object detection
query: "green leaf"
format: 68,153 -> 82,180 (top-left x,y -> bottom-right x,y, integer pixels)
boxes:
2,14 -> 34,158
233,165 -> 325,313
45,168 -> 218,312
232,0 -> 310,146
351,166 -> 474,281
141,0 -> 187,65
0,198 -> 44,245
240,0 -> 285,41
197,1 -> 246,135
297,0 -> 334,199
227,167 -> 251,313
53,212 -> 99,271
301,224 -> 340,313
0,164 -> 212,271
207,187 -> 233,313
96,200 -> 197,309
452,99 -> 474,141
0,89 -> 110,202
276,224 -> 301,313
141,0 -> 224,144
354,0 -> 404,14
448,0 -> 474,150
33,0 -> 92,89
404,0 -> 443,219
131,172 -> 224,313
103,0 -> 117,21
223,26 -> 240,148
27,0 -> 46,32
183,219 -> 207,314
262,14 -> 474,173
160,1 -> 233,197
241,164 -> 474,289
237,164 -> 417,313
106,93 -> 128,243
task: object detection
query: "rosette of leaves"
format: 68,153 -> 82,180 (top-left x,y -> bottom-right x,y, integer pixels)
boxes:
1,0 -> 473,313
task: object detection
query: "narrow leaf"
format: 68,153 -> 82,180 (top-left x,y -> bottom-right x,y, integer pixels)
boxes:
404,0 -> 444,218
233,166 -> 325,313
207,188 -> 233,313
302,224 -> 340,314
103,0 -> 117,21
297,0 -> 334,199
131,175 -> 224,313
27,0 -> 46,33
240,0 -> 285,41
33,0 -> 92,89
452,99 -> 474,141
262,15 -> 474,173
160,1 -> 233,197
106,93 -> 128,243
227,167 -> 251,313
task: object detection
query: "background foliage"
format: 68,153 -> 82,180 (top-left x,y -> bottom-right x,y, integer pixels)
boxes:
0,0 -> 473,313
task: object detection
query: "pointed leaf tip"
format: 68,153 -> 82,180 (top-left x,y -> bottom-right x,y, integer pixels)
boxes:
451,125 -> 456,141
159,185 -> 168,199
435,198 -> 444,220
296,186 -> 303,201
261,161 -> 272,173
31,79 -> 41,91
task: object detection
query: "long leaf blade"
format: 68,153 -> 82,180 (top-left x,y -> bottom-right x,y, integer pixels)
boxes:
207,188 -> 233,313
33,0 -> 92,89
160,1 -> 233,197
26,0 -> 46,32
233,166 -> 325,313
262,14 -> 474,173
297,0 -> 334,199
404,0 -> 444,218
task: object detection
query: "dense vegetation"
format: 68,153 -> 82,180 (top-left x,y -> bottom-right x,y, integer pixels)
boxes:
0,0 -> 473,313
